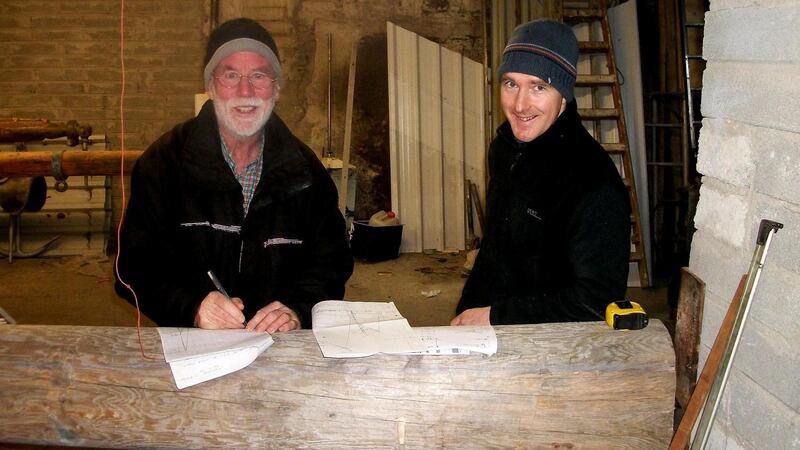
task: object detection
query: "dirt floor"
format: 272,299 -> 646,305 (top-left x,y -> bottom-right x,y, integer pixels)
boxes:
0,252 -> 671,330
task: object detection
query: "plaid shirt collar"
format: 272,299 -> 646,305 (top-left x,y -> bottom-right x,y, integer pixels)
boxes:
220,132 -> 264,216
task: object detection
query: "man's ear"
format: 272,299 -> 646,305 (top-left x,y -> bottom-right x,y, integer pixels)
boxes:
206,82 -> 216,100
559,97 -> 567,115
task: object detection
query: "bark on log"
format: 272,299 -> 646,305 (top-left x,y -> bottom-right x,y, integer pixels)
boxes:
0,150 -> 143,177
0,322 -> 676,449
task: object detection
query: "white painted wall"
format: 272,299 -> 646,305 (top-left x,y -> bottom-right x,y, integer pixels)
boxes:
689,0 -> 800,447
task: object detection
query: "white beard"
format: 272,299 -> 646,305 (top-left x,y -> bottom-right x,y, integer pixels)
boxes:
213,95 -> 274,138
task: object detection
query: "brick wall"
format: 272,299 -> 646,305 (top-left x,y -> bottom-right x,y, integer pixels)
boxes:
0,0 -> 210,149
689,0 -> 800,447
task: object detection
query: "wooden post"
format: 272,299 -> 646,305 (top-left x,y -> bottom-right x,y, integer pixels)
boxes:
338,41 -> 358,215
674,267 -> 705,413
0,150 -> 142,177
0,322 -> 676,448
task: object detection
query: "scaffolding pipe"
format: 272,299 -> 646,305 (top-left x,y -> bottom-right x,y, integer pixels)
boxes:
0,150 -> 142,177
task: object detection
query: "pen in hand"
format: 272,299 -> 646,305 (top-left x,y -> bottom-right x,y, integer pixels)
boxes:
207,270 -> 246,327
207,270 -> 231,298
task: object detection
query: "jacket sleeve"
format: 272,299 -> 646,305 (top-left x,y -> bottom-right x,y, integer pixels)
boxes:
489,185 -> 631,324
114,152 -> 208,327
281,169 -> 354,328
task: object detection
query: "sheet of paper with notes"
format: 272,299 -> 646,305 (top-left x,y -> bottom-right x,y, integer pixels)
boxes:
311,300 -> 497,358
158,328 -> 273,389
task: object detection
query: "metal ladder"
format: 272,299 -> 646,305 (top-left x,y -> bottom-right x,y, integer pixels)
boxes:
563,0 -> 650,287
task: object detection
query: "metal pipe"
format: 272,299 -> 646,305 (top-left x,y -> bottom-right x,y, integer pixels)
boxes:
0,150 -> 142,177
692,219 -> 784,449
326,33 -> 333,158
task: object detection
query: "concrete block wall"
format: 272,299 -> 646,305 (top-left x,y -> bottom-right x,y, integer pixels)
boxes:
689,0 -> 800,447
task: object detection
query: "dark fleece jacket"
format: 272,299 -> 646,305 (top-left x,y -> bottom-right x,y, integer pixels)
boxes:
457,101 -> 631,324
115,101 -> 353,328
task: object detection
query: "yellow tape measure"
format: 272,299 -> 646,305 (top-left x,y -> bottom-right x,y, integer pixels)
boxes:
605,300 -> 649,330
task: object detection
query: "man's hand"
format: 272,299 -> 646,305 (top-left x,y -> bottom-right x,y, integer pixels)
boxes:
246,301 -> 300,333
195,291 -> 246,329
450,306 -> 491,326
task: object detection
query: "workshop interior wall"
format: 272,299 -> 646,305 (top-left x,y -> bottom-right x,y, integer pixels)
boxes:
0,0 -> 484,233
688,0 -> 800,447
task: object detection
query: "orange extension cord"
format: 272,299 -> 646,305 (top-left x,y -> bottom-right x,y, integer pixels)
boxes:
112,0 -> 156,360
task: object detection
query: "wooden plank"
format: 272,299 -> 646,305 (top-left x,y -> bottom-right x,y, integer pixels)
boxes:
337,41 -> 358,216
441,48 -> 464,251
674,267 -> 705,412
387,22 -> 400,231
0,322 -> 676,448
418,37 -> 444,251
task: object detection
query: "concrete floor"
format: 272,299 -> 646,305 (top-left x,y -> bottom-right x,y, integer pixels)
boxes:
0,252 -> 671,330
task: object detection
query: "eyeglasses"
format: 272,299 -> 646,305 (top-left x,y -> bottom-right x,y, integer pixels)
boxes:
214,70 -> 276,90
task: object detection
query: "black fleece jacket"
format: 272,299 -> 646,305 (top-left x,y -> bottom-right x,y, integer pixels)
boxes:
457,101 -> 631,324
115,101 -> 353,328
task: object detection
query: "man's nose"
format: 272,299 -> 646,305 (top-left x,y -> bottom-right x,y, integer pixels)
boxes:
514,91 -> 527,112
237,76 -> 255,96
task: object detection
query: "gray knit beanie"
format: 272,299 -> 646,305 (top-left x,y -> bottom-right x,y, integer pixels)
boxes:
203,18 -> 282,89
496,19 -> 578,102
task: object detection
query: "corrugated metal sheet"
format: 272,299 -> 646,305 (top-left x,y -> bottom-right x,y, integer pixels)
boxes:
387,22 -> 486,253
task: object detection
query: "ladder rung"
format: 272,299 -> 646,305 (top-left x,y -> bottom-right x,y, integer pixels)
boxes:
601,143 -> 626,153
648,162 -> 684,167
687,55 -> 704,60
563,8 -> 605,23
685,22 -> 705,27
645,123 -> 682,129
575,74 -> 615,85
579,108 -> 620,119
629,252 -> 643,262
578,41 -> 609,52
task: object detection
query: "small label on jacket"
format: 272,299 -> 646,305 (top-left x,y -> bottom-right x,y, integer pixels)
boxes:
264,238 -> 303,247
526,208 -> 543,221
180,221 -> 241,233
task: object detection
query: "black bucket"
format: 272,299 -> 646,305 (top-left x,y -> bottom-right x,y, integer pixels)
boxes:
350,220 -> 403,262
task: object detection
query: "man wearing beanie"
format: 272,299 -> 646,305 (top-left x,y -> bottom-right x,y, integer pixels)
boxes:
116,18 -> 353,332
451,19 -> 631,326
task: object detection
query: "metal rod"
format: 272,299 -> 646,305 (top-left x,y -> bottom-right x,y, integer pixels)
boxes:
692,219 -> 784,449
326,33 -> 333,158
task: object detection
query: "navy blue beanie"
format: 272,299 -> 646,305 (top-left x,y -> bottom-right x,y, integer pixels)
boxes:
497,19 -> 578,102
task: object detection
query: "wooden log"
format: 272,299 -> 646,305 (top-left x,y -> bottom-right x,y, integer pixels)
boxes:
0,150 -> 143,177
0,322 -> 676,449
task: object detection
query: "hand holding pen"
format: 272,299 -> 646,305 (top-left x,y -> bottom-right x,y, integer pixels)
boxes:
192,270 -> 247,329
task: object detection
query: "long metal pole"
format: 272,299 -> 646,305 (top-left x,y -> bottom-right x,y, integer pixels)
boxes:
326,33 -> 333,158
692,219 -> 784,449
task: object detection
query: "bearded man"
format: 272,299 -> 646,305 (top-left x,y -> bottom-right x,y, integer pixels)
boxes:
115,18 -> 353,332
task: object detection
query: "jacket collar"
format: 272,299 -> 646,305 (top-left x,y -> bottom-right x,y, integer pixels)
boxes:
182,100 -> 314,204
